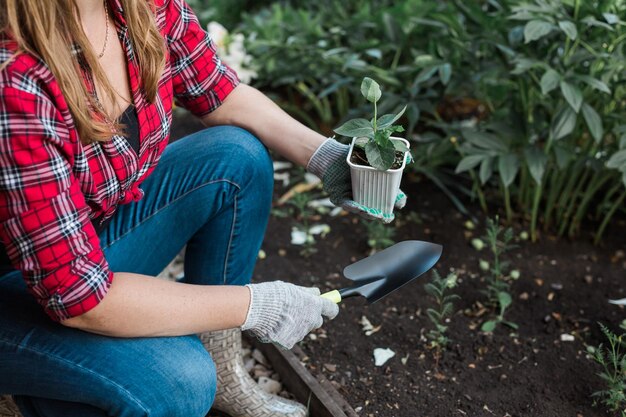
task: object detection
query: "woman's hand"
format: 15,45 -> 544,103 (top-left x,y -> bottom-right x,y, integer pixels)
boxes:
307,138 -> 407,223
241,281 -> 339,349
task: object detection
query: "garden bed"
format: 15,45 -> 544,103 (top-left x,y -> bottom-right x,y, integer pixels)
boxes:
254,177 -> 625,417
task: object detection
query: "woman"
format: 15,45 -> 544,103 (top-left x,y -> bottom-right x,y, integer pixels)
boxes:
0,1 -> 405,416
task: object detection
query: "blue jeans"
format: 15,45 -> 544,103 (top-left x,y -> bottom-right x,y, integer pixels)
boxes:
0,126 -> 273,417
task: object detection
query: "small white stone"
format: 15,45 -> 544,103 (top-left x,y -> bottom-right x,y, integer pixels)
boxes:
290,229 -> 307,245
560,334 -> 575,342
373,348 -> 395,366
244,358 -> 255,373
252,349 -> 269,366
258,376 -> 282,395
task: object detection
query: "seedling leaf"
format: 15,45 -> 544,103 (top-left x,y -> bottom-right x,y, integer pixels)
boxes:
361,77 -> 381,103
334,118 -> 374,138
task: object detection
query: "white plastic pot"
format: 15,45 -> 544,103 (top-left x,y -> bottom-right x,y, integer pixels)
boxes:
347,137 -> 410,214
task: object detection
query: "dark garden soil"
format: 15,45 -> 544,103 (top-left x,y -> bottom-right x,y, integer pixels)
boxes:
171,112 -> 625,417
254,176 -> 626,417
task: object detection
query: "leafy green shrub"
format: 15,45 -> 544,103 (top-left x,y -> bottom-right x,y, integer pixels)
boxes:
451,0 -> 626,241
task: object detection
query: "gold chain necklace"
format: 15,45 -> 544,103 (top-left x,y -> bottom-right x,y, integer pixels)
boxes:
97,0 -> 109,59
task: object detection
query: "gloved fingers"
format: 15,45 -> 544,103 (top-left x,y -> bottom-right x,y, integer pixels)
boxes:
320,298 -> 340,319
303,287 -> 321,296
394,189 -> 407,210
313,316 -> 324,330
341,199 -> 396,224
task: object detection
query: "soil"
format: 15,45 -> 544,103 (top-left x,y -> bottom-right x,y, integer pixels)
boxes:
171,111 -> 626,417
254,176 -> 626,417
350,145 -> 405,170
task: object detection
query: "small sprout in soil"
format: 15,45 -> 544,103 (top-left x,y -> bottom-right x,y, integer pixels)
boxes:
479,217 -> 518,332
424,270 -> 460,361
587,323 -> 626,415
471,238 -> 485,251
510,270 -> 521,280
287,192 -> 321,257
364,219 -> 395,253
464,220 -> 476,230
333,77 -> 409,171
479,259 -> 490,271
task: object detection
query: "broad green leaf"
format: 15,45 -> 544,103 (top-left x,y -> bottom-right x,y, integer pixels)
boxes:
455,154 -> 486,173
550,106 -> 577,140
438,64 -> 452,85
377,106 -> 407,129
524,20 -> 554,43
607,150 -> 626,169
334,118 -> 374,138
392,140 -> 410,154
603,13 -> 619,25
558,21 -> 578,40
576,75 -> 611,94
462,130 -> 507,152
365,141 -> 395,171
560,81 -> 583,112
479,157 -> 494,185
553,145 -> 573,169
498,291 -> 512,309
540,69 -> 560,95
581,103 -> 603,143
481,320 -> 497,332
524,147 -> 548,184
361,77 -> 381,103
498,154 -> 520,187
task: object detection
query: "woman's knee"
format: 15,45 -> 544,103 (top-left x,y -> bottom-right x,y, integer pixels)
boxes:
202,126 -> 273,192
147,343 -> 217,417
108,338 -> 217,417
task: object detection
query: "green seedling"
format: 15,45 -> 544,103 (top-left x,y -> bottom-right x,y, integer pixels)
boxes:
334,77 -> 408,171
425,270 -> 460,362
480,217 -> 518,332
587,323 -> 626,416
364,220 -> 395,253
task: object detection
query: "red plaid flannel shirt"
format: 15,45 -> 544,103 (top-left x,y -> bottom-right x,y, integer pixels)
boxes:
0,0 -> 239,321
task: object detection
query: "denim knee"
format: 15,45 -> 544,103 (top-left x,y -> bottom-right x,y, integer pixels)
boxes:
211,125 -> 274,194
149,348 -> 217,417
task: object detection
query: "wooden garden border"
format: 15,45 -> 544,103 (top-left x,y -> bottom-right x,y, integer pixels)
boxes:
249,337 -> 359,417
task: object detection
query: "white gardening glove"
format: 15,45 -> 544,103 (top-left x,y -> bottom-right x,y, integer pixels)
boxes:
241,281 -> 339,349
307,138 -> 407,223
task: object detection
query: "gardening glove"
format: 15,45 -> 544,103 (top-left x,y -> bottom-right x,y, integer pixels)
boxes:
307,138 -> 407,223
241,281 -> 339,349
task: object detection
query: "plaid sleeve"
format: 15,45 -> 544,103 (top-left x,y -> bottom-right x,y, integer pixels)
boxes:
164,0 -> 240,116
0,85 -> 113,322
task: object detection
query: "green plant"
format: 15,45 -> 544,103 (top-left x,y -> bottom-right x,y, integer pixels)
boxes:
287,192 -> 321,257
451,0 -> 626,241
480,217 -> 518,332
588,323 -> 626,416
424,270 -> 460,358
363,220 -> 395,253
333,78 -> 409,171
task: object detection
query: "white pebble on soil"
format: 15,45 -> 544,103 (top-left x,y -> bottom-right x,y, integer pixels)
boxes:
373,348 -> 395,366
258,376 -> 282,395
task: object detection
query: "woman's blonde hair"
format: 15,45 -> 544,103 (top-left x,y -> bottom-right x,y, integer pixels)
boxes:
0,0 -> 166,144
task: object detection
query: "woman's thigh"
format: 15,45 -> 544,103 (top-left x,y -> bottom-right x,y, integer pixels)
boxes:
0,270 -> 216,417
100,125 -> 273,285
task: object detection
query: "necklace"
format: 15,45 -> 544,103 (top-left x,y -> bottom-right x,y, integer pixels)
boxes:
97,0 -> 109,59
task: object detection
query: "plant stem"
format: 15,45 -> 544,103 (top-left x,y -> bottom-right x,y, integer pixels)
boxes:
568,171 -> 612,238
594,190 -> 626,245
530,182 -> 543,241
558,168 -> 590,236
503,183 -> 513,223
